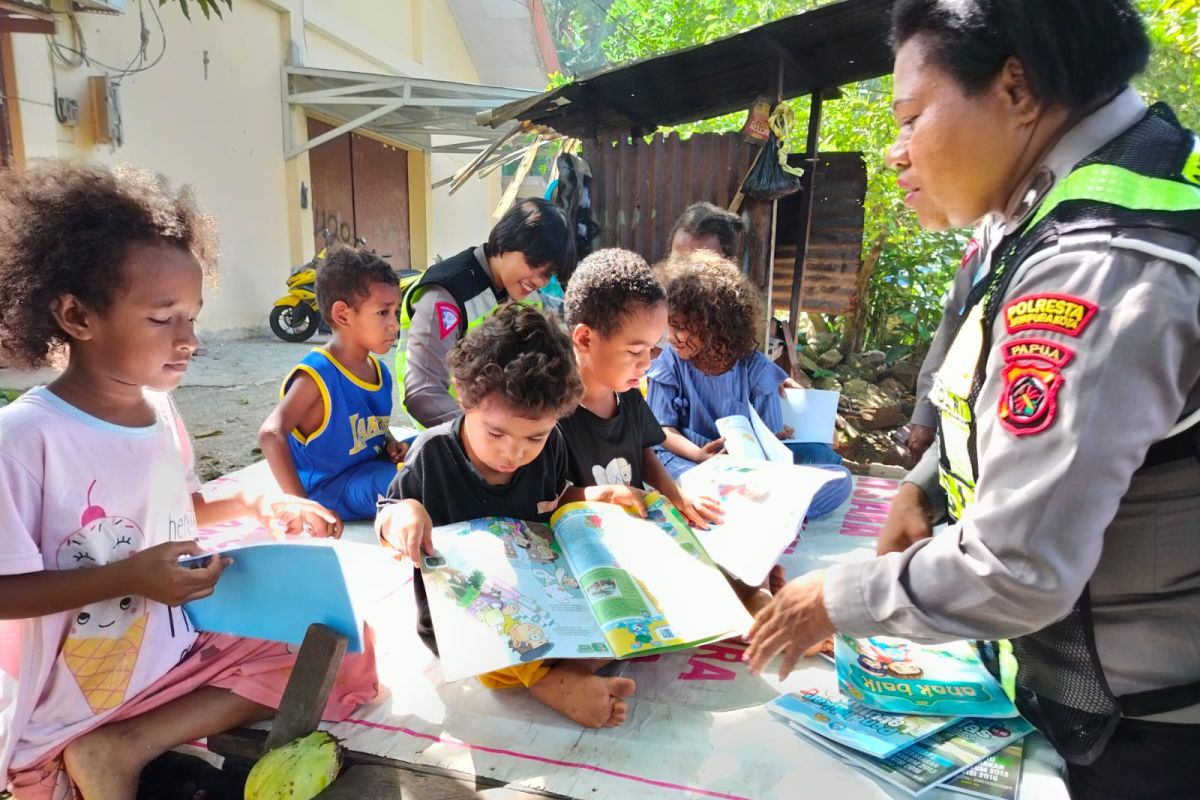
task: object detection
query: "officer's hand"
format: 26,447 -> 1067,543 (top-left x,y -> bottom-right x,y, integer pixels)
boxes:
907,424 -> 936,464
876,482 -> 934,556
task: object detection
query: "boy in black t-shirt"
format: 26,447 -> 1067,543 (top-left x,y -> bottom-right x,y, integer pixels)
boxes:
560,248 -> 723,528
376,304 -> 636,729
561,249 -> 774,614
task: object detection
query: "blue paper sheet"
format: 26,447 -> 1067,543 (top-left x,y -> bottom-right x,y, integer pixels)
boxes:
182,541 -> 365,652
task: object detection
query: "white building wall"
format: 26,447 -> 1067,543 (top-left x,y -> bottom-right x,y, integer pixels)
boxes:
8,0 -> 511,333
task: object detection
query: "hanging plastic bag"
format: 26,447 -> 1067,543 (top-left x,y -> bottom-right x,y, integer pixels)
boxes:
743,104 -> 804,200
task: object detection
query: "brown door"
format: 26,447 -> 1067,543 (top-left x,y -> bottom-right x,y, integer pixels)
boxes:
306,118 -> 411,268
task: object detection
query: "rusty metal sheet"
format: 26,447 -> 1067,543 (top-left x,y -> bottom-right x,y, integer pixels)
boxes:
584,132 -> 759,265
584,136 -> 867,316
775,152 -> 868,316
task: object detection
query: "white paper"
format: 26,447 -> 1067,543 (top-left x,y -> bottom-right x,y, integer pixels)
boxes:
781,389 -> 839,444
679,457 -> 836,584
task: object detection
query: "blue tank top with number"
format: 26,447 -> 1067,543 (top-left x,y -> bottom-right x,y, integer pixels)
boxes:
284,348 -> 393,492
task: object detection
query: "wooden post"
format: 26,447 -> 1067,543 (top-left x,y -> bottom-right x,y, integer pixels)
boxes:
787,90 -> 824,332
262,623 -> 348,753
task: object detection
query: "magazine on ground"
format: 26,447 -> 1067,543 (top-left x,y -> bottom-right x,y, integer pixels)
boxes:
945,740 -> 1025,800
768,685 -> 958,758
790,715 -> 1035,797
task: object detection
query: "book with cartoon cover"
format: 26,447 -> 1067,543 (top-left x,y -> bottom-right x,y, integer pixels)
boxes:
677,457 -> 837,584
768,685 -> 958,758
835,635 -> 1019,718
945,741 -> 1024,799
421,493 -> 754,682
790,715 -> 1035,797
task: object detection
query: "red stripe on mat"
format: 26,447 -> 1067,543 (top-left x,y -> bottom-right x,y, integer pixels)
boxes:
342,716 -> 754,800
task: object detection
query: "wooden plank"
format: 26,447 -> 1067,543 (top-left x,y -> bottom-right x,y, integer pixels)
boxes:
318,765 -> 553,800
212,729 -> 570,800
263,623 -> 348,752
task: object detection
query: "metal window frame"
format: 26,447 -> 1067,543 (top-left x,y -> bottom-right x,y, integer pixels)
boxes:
282,65 -> 536,160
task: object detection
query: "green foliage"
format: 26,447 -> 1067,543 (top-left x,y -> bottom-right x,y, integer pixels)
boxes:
159,0 -> 231,21
597,0 -> 961,358
577,0 -> 1200,358
542,0 -> 618,77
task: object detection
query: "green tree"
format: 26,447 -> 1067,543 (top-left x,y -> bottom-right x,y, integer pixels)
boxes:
577,0 -> 1199,358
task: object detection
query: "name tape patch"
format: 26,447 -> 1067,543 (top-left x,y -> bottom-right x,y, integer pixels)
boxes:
1003,293 -> 1097,337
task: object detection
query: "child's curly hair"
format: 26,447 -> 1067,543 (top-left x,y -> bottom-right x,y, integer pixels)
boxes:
316,244 -> 400,324
449,304 -> 583,418
660,250 -> 762,375
562,248 -> 665,337
0,160 -> 218,368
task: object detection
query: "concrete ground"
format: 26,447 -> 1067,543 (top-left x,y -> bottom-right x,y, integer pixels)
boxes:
0,334 -> 388,482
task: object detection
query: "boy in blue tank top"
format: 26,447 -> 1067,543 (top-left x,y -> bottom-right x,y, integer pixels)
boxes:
259,246 -> 409,520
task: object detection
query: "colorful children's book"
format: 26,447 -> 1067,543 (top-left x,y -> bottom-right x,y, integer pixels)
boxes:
181,539 -> 370,652
945,741 -> 1025,800
790,715 -> 1035,797
678,457 -> 837,584
421,493 -> 754,682
768,687 -> 958,758
835,635 -> 1019,718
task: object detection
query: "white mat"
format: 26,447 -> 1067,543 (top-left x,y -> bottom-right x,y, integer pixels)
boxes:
199,466 -> 1068,800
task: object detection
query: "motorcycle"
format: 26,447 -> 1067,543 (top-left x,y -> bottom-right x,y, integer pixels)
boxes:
269,230 -> 331,343
268,230 -> 421,343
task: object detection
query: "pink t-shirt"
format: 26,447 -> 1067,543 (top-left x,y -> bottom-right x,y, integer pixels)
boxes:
0,387 -> 201,777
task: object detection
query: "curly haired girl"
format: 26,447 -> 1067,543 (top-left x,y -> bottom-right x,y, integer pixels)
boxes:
0,161 -> 377,798
646,250 -> 791,479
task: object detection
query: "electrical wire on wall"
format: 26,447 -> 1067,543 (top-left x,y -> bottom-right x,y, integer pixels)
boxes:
46,0 -> 168,84
45,0 -> 169,144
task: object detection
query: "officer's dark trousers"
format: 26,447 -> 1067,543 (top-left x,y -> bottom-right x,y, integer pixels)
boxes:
1067,718 -> 1200,799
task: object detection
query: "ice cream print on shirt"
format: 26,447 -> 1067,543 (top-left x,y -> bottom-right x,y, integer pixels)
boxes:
591,457 -> 633,486
55,480 -> 150,713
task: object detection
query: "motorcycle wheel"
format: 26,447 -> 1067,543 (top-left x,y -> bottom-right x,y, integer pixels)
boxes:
269,304 -> 320,342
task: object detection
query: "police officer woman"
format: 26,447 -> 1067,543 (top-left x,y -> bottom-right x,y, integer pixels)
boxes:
396,198 -> 575,428
745,2 -> 1200,797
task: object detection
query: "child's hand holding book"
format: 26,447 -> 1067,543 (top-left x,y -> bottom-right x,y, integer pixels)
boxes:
377,499 -> 436,563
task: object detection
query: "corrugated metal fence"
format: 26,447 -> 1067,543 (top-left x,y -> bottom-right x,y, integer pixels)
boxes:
583,132 -> 867,316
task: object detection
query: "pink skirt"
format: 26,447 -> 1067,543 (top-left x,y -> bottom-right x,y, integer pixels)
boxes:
9,629 -> 378,800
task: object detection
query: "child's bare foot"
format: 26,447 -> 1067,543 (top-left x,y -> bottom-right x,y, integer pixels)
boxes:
742,585 -> 774,616
768,564 -> 787,595
530,663 -> 637,728
63,725 -> 148,800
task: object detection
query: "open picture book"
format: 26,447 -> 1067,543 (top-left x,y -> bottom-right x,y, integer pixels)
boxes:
677,456 -> 837,584
421,493 -> 755,682
715,389 -> 840,463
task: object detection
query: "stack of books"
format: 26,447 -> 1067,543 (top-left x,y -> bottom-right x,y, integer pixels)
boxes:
767,635 -> 1033,798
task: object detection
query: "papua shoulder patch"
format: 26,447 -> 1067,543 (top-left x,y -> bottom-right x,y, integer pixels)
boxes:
997,337 -> 1075,437
435,302 -> 461,340
1003,293 -> 1097,337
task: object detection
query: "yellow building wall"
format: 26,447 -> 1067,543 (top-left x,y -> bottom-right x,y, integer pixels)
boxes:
8,0 -> 505,332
